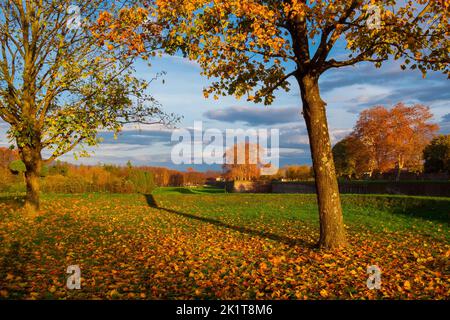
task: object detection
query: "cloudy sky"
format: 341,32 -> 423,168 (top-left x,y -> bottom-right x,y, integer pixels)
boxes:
0,51 -> 449,171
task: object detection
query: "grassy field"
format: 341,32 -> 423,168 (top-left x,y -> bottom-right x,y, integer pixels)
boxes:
0,188 -> 448,299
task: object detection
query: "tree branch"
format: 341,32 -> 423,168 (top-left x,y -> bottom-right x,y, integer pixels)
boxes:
260,69 -> 297,97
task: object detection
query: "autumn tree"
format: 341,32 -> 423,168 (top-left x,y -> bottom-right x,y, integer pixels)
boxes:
0,0 -> 173,211
423,135 -> 450,174
332,136 -> 374,179
169,172 -> 185,186
283,165 -> 313,181
223,142 -> 263,181
99,1 -> 448,248
0,147 -> 18,188
333,138 -> 356,179
353,103 -> 439,180
0,147 -> 18,167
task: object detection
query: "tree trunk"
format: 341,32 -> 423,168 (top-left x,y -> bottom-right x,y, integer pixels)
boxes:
20,145 -> 42,212
396,155 -> 403,181
297,74 -> 347,249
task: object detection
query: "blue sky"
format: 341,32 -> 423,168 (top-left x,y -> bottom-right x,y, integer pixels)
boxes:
0,54 -> 449,171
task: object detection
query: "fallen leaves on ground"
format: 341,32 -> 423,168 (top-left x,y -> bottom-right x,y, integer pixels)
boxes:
0,193 -> 448,300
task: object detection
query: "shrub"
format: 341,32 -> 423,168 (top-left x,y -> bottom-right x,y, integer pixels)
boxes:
39,167 -> 156,194
48,161 -> 69,176
423,135 -> 450,174
127,169 -> 155,194
8,160 -> 26,175
41,175 -> 91,194
40,165 -> 49,177
0,167 -> 22,192
3,162 -> 158,194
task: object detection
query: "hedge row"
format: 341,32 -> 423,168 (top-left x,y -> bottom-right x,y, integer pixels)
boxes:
0,170 -> 156,194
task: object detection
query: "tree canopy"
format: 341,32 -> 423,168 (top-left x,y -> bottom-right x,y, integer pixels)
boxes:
423,134 -> 450,174
0,0 -> 174,162
0,0 -> 177,210
332,135 -> 373,179
352,103 -> 439,174
223,142 -> 263,181
95,0 -> 449,104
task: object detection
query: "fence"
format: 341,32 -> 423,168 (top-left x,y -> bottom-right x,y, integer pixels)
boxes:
224,181 -> 272,193
272,181 -> 450,197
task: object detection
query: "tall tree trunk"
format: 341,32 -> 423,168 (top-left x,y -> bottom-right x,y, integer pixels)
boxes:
20,145 -> 42,212
297,74 -> 347,249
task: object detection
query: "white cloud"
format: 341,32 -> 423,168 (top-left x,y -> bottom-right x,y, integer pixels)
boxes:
324,84 -> 393,107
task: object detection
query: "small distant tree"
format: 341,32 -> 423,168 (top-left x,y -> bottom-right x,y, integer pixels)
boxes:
169,173 -> 185,187
223,143 -> 263,181
48,161 -> 70,177
423,135 -> 450,174
182,168 -> 207,186
284,165 -> 312,181
333,136 -> 374,179
126,160 -> 133,169
353,103 -> 439,180
149,167 -> 172,186
127,169 -> 156,194
333,139 -> 354,179
0,147 -> 18,167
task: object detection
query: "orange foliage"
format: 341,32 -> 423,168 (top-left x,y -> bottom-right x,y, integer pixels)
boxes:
0,148 -> 20,191
353,103 -> 439,173
91,7 -> 161,58
0,147 -> 18,167
223,143 -> 263,181
33,163 -> 222,193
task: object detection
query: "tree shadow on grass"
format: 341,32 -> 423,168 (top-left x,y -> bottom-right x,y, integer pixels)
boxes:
144,194 -> 314,249
160,187 -> 225,195
193,186 -> 226,194
167,187 -> 197,194
390,200 -> 450,224
0,240 -> 34,298
342,196 -> 450,224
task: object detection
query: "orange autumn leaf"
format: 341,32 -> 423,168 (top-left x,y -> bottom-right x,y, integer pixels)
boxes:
320,289 -> 329,298
404,281 -> 412,291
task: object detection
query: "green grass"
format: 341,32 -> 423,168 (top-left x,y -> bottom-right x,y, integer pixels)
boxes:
2,189 -> 448,239
152,186 -> 226,195
151,191 -> 449,241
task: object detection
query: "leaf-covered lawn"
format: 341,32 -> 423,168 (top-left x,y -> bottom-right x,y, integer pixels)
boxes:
0,192 -> 448,300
